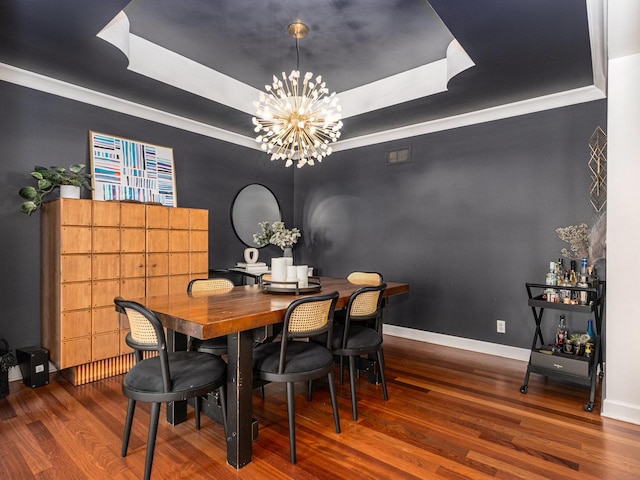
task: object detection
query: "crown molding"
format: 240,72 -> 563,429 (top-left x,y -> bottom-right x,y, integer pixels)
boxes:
0,62 -> 605,154
0,62 -> 257,150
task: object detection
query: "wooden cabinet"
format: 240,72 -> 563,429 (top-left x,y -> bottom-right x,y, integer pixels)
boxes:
41,199 -> 209,384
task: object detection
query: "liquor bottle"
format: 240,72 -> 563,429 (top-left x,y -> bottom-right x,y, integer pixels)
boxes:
555,315 -> 568,347
581,257 -> 588,276
587,266 -> 599,288
577,274 -> 589,305
587,319 -> 596,342
560,271 -> 572,303
556,259 -> 565,280
569,260 -> 577,287
545,261 -> 557,301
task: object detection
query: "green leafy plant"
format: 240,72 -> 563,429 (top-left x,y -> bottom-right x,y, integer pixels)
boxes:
0,349 -> 17,373
19,164 -> 92,215
570,333 -> 583,344
253,221 -> 301,249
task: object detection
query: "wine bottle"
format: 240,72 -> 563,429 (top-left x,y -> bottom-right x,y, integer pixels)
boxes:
555,315 -> 568,346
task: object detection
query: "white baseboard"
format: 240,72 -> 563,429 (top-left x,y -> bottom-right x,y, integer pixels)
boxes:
602,399 -> 640,425
384,324 -> 531,362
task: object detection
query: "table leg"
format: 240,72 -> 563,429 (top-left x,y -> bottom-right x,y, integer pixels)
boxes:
166,329 -> 188,425
226,330 -> 254,468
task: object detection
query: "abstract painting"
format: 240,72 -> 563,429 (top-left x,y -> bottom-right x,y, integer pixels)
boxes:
89,131 -> 177,206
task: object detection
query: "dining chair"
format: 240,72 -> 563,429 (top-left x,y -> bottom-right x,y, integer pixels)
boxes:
346,271 -> 383,286
115,297 -> 227,480
253,291 -> 341,464
188,277 -> 234,356
331,283 -> 388,420
335,271 -> 384,325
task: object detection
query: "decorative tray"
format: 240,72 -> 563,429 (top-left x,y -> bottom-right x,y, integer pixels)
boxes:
261,277 -> 322,295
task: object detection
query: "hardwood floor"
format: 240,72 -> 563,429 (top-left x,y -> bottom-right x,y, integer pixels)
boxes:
1,335 -> 639,479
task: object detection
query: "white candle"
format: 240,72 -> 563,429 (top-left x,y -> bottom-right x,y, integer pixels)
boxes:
286,265 -> 298,283
271,258 -> 287,282
297,265 -> 308,287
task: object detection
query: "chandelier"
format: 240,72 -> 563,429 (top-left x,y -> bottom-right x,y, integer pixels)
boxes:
252,22 -> 343,168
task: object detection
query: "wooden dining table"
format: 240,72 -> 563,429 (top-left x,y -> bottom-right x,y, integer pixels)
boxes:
128,276 -> 410,469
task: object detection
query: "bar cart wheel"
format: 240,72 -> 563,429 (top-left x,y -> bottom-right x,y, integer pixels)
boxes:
584,402 -> 594,412
520,385 -> 528,394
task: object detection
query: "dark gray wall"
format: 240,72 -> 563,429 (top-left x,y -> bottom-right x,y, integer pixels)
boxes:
0,81 -> 292,350
0,78 -> 607,353
293,100 -> 607,348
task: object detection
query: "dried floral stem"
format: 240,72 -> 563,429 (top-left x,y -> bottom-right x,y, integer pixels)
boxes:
556,223 -> 590,261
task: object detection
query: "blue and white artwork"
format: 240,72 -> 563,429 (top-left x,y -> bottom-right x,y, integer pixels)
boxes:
89,131 -> 177,206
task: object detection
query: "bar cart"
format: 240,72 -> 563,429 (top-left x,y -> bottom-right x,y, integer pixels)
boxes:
520,281 -> 605,412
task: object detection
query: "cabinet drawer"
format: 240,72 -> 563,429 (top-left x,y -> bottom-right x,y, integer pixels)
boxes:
59,199 -> 92,226
169,252 -> 190,275
121,228 -> 145,252
531,351 -> 592,377
191,252 -> 208,274
92,254 -> 120,280
61,337 -> 92,368
147,276 -> 168,297
92,306 -> 120,334
191,230 -> 208,251
169,208 -> 190,229
121,277 -> 146,298
169,230 -> 190,252
61,227 -> 92,253
190,209 -> 208,230
61,310 -> 92,339
93,227 -> 120,253
61,283 -> 92,311
92,201 -> 120,226
146,205 -> 169,228
61,255 -> 92,282
92,279 -> 120,308
92,332 -> 121,361
147,229 -> 169,252
121,203 -> 146,228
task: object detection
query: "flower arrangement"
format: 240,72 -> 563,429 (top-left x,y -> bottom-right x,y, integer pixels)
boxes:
556,213 -> 606,264
555,223 -> 590,260
253,221 -> 301,250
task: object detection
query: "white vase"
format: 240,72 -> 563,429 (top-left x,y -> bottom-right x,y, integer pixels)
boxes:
59,185 -> 80,199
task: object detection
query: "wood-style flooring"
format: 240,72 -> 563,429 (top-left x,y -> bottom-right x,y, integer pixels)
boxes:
1,335 -> 639,479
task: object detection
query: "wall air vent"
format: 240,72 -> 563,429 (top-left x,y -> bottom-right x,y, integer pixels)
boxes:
386,147 -> 411,165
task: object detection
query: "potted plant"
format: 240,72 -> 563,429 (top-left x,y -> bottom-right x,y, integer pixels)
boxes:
1,339 -> 17,399
253,221 -> 301,257
19,164 -> 92,215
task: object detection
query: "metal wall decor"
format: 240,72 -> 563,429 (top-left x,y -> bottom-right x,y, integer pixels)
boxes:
588,126 -> 607,212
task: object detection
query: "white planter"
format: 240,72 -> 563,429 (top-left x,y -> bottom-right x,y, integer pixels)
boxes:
59,185 -> 81,199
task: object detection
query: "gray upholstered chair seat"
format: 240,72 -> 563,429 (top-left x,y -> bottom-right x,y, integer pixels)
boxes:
254,341 -> 334,377
331,324 -> 382,351
124,351 -> 226,396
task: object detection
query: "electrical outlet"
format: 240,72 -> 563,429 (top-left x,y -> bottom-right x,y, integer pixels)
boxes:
497,319 -> 506,333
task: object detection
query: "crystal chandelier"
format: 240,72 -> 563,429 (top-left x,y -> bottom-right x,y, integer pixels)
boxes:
252,22 -> 343,168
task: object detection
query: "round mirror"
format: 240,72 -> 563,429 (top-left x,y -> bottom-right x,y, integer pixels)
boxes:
231,184 -> 281,247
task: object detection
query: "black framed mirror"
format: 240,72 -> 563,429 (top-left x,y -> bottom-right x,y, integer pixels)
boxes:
231,184 -> 281,247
